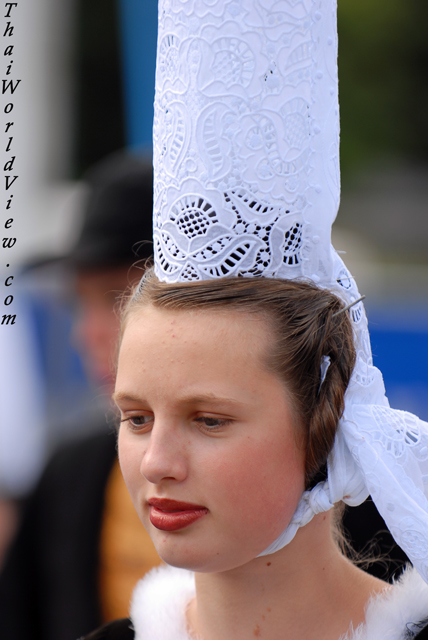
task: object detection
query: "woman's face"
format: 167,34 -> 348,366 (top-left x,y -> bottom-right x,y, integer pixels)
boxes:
115,305 -> 305,573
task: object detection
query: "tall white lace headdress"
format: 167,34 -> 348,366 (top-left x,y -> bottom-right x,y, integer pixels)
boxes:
151,0 -> 428,580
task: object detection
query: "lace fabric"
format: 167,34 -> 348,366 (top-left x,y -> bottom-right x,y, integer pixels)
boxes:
153,0 -> 339,285
150,0 -> 428,582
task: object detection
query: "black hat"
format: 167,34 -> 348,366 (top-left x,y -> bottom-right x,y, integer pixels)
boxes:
68,151 -> 153,270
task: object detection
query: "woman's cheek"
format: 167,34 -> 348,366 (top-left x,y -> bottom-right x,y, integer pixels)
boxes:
118,430 -> 143,502
204,439 -> 304,535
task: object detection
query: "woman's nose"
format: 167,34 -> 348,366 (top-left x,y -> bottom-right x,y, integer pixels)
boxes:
140,421 -> 188,485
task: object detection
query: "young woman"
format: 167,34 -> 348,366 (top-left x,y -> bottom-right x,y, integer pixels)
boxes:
81,1 -> 428,637
81,272 -> 428,640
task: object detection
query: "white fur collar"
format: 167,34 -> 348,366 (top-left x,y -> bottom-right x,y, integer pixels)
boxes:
130,565 -> 195,640
130,565 -> 428,640
342,567 -> 428,640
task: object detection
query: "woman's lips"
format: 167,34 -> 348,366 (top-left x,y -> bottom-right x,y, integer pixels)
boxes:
148,497 -> 209,532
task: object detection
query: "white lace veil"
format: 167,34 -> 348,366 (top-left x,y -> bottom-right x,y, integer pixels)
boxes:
150,0 -> 428,581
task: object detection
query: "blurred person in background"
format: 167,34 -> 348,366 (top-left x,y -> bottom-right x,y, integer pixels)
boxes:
0,151 -> 162,640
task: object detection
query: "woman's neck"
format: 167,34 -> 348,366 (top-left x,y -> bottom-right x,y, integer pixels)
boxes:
186,513 -> 387,640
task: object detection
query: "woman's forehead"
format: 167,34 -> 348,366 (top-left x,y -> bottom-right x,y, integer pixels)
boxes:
124,304 -> 270,346
116,305 -> 279,400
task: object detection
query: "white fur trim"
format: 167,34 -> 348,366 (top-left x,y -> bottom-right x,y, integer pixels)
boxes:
130,565 -> 195,640
130,565 -> 428,640
342,567 -> 428,640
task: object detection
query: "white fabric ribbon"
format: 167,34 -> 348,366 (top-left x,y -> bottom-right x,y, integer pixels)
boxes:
259,367 -> 428,584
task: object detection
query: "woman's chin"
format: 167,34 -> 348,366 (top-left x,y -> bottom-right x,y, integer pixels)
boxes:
150,531 -> 271,574
150,534 -> 222,572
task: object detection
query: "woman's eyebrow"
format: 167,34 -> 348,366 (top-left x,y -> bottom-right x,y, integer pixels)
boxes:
176,393 -> 244,407
112,390 -> 243,407
112,391 -> 143,404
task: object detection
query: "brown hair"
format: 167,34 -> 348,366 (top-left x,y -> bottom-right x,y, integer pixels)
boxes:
119,269 -> 356,488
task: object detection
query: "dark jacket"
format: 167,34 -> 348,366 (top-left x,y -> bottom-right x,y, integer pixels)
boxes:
80,618 -> 134,640
0,430 -> 117,640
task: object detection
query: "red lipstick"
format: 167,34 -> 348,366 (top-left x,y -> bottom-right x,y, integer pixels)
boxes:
148,497 -> 208,532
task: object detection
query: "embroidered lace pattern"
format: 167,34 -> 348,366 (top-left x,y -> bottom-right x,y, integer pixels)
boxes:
150,0 -> 428,582
153,0 -> 339,284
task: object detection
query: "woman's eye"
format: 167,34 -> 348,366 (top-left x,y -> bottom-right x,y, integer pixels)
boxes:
121,415 -> 152,430
195,416 -> 230,430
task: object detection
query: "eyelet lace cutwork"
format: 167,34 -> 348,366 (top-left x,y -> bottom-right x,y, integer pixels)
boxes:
169,195 -> 219,239
153,0 -> 340,283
